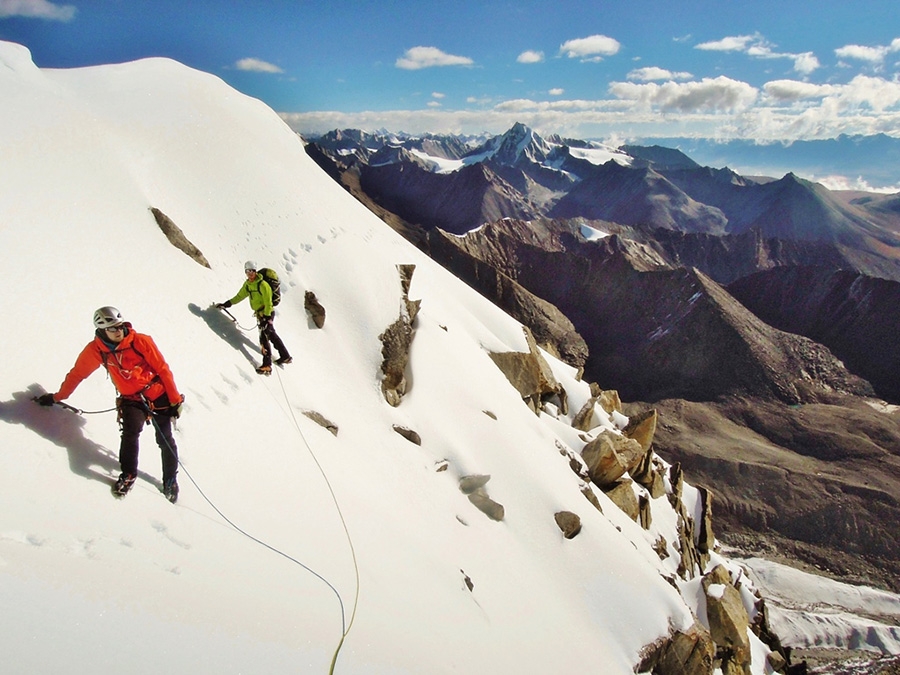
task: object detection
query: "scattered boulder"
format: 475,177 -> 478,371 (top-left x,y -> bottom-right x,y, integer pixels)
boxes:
581,429 -> 644,487
603,479 -> 640,521
304,291 -> 326,327
580,484 -> 603,513
459,474 -> 491,494
489,326 -> 567,415
150,207 -> 210,268
459,474 -> 505,521
623,408 -> 658,453
637,622 -> 715,675
302,410 -> 338,436
703,565 -> 751,672
596,388 -> 622,414
467,492 -> 505,521
639,494 -> 652,530
554,511 -> 582,538
697,487 -> 715,555
392,424 -> 421,445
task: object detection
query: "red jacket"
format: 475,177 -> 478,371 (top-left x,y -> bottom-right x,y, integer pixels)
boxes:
55,324 -> 181,405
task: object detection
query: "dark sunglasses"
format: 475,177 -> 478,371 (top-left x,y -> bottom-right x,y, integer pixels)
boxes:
105,325 -> 125,333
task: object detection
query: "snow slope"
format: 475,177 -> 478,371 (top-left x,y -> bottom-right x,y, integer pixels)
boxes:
0,39 -> 887,673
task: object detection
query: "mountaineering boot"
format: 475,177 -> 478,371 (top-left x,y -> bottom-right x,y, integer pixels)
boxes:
256,365 -> 272,375
112,473 -> 136,497
162,477 -> 179,504
275,356 -> 292,365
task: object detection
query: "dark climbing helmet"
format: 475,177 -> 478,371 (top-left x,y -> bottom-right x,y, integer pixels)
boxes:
93,306 -> 124,330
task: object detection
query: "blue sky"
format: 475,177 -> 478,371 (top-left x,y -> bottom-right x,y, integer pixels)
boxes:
2,0 -> 900,141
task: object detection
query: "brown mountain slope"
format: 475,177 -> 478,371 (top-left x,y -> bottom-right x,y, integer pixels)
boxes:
728,266 -> 900,403
433,219 -> 873,403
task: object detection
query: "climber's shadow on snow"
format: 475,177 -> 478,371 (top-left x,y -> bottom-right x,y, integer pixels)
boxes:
189,303 -> 260,366
0,384 -> 143,487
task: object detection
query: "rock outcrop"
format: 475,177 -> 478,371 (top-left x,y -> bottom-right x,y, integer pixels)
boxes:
379,264 -> 420,406
150,206 -> 210,268
489,326 -> 567,415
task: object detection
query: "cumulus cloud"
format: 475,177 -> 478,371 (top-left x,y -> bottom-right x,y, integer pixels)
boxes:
792,52 -> 821,75
278,70 -> 900,145
762,75 -> 900,112
696,33 -> 820,75
695,34 -> 758,52
627,66 -> 692,82
235,58 -> 283,74
517,50 -> 544,64
559,34 -> 621,61
609,76 -> 758,112
395,46 -> 474,70
764,80 -> 836,102
549,88 -> 564,96
834,39 -> 900,66
0,0 -> 75,20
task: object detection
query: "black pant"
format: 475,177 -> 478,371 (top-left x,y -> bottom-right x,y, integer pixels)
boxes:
119,396 -> 178,482
259,318 -> 290,367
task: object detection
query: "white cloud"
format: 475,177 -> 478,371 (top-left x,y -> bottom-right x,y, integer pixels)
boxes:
559,34 -> 621,61
279,74 -> 900,144
627,66 -> 692,82
235,58 -> 283,74
431,92 -> 445,99
695,34 -> 758,52
764,80 -> 836,102
696,33 -> 820,75
835,44 -> 889,63
395,46 -> 474,70
792,52 -> 821,76
838,74 -> 900,112
0,0 -> 74,20
517,50 -> 544,64
609,76 -> 758,112
549,88 -> 564,96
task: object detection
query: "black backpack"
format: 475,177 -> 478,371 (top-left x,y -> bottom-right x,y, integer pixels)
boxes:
258,267 -> 281,306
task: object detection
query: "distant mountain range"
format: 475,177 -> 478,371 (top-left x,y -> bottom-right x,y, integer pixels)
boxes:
305,123 -> 900,592
645,134 -> 900,190
307,123 -> 900,277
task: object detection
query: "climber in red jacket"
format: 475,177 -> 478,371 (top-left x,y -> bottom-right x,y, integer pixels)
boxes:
37,306 -> 184,502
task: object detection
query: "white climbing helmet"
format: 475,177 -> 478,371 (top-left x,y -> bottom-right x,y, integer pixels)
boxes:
93,306 -> 124,330
244,260 -> 257,272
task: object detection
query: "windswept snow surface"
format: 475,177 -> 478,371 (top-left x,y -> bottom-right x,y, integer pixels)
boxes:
0,39 -> 865,674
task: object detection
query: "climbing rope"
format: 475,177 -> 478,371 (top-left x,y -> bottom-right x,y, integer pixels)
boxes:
268,365 -> 361,674
31,397 -> 117,415
39,393 -> 356,673
217,305 -> 257,332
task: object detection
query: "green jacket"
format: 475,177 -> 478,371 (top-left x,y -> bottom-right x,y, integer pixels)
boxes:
229,277 -> 273,316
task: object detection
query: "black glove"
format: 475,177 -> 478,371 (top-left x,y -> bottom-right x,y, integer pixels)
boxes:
167,395 -> 185,418
216,301 -> 231,309
36,393 -> 56,406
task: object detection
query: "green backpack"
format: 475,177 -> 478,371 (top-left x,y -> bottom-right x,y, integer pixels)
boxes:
258,268 -> 281,306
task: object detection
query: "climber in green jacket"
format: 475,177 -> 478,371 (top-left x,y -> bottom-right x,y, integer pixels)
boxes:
216,260 -> 291,375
